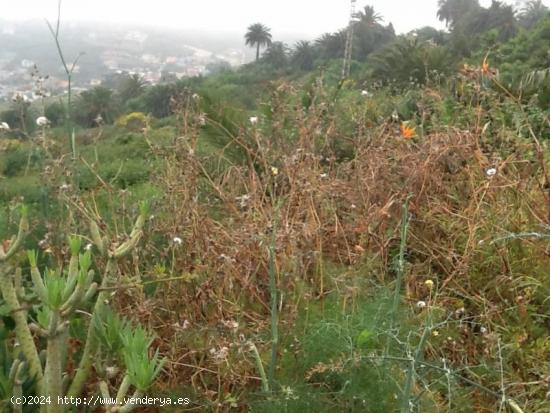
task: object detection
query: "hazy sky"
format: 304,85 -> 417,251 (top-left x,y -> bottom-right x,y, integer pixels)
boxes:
1,0 -> 548,37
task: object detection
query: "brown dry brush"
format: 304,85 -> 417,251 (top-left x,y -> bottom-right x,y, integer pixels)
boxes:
85,81 -> 548,410
32,80 -> 548,410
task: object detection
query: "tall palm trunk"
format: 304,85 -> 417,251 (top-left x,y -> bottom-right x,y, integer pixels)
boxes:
256,43 -> 260,61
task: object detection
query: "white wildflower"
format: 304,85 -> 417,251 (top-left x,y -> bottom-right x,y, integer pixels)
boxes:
210,346 -> 229,363
249,116 -> 258,125
391,110 -> 400,122
192,93 -> 200,100
172,237 -> 183,245
59,183 -> 70,191
361,90 -> 371,97
36,116 -> 50,126
320,173 -> 328,179
235,194 -> 250,208
485,167 -> 497,178
281,385 -> 298,400
480,326 -> 487,334
270,166 -> 279,176
222,320 -> 239,331
219,254 -> 236,263
0,122 -> 9,130
84,243 -> 93,251
105,366 -> 119,379
416,300 -> 427,309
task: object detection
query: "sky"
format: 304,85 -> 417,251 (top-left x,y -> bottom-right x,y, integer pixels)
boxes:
1,0 -> 548,38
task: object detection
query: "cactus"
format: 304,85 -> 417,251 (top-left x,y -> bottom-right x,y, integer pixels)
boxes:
0,204 -> 163,413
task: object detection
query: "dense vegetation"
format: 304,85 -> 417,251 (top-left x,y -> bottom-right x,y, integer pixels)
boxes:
1,1 -> 549,412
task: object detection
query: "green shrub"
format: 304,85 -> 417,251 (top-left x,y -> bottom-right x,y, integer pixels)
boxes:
0,144 -> 41,177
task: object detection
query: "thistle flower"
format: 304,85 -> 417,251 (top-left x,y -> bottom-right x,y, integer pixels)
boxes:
401,122 -> 416,139
36,116 -> 50,126
0,122 -> 9,130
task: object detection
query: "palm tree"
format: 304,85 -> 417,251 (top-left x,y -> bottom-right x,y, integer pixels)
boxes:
75,86 -> 117,127
245,23 -> 273,62
118,73 -> 147,103
358,5 -> 383,26
315,30 -> 347,60
292,41 -> 315,71
262,42 -> 288,69
437,0 -> 480,28
518,0 -> 548,29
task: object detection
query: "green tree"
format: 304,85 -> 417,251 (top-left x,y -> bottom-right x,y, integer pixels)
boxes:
245,23 -> 273,62
0,96 -> 35,136
262,42 -> 288,69
437,0 -> 481,28
517,0 -> 548,30
370,37 -> 452,86
358,5 -> 383,26
412,26 -> 448,45
45,101 -> 67,127
292,41 -> 316,71
74,86 -> 118,127
353,20 -> 396,60
315,31 -> 347,60
118,73 -> 147,103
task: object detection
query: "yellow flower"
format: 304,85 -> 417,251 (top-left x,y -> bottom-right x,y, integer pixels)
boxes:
271,166 -> 279,176
401,123 -> 416,139
424,279 -> 434,289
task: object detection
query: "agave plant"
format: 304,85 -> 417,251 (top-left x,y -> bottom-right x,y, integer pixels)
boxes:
0,204 -> 163,413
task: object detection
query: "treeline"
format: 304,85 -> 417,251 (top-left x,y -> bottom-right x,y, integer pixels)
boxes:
1,1 -> 548,134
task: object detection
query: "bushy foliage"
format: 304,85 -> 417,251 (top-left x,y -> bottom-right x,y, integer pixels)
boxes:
369,37 -> 452,86
74,86 -> 118,127
44,101 -> 66,127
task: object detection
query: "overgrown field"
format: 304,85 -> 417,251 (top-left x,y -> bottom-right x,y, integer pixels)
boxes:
1,5 -> 550,411
1,56 -> 549,412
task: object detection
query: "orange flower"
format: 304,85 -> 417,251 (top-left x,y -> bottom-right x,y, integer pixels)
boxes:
482,58 -> 490,75
401,123 -> 416,139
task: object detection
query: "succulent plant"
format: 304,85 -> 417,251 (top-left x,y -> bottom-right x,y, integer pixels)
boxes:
0,204 -> 163,412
